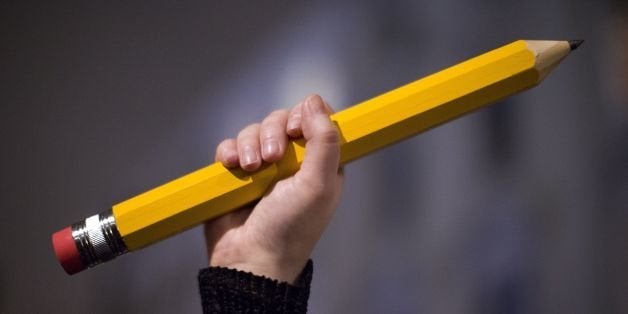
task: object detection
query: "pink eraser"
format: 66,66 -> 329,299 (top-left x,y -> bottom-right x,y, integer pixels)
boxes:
52,226 -> 85,275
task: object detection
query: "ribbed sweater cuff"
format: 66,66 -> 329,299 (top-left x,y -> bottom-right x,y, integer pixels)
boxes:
198,260 -> 313,313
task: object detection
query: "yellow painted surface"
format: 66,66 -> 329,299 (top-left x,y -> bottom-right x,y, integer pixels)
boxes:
115,40 -> 544,250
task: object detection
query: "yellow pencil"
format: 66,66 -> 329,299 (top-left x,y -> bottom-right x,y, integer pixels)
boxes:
52,39 -> 582,275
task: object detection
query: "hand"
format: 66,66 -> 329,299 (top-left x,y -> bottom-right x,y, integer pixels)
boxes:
204,94 -> 344,283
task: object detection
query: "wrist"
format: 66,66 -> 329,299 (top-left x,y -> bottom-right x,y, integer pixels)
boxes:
210,248 -> 307,284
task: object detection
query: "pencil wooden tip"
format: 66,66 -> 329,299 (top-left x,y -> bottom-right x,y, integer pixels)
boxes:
568,40 -> 584,51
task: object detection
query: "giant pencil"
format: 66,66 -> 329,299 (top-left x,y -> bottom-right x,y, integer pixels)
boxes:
52,39 -> 582,274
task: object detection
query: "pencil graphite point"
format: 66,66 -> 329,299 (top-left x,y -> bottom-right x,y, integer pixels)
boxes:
568,40 -> 584,51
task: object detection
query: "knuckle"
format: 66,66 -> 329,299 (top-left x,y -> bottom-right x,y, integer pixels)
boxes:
318,128 -> 340,144
289,108 -> 302,117
218,138 -> 233,148
261,128 -> 282,141
261,114 -> 288,139
262,110 -> 288,125
270,109 -> 289,117
216,139 -> 232,153
261,131 -> 278,140
237,123 -> 260,139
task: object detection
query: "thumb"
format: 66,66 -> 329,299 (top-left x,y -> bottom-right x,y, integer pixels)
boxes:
297,95 -> 341,188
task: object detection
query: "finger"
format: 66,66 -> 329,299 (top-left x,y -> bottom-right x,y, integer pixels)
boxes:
286,101 -> 304,138
296,94 -> 341,188
215,138 -> 239,168
237,123 -> 262,171
260,110 -> 289,162
323,100 -> 333,113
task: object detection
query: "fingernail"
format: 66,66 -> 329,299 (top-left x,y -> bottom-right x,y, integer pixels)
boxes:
242,145 -> 258,166
287,114 -> 300,132
263,139 -> 279,158
223,150 -> 238,166
305,96 -> 325,114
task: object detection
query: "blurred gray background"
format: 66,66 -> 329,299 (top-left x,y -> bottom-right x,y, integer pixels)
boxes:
2,0 -> 627,313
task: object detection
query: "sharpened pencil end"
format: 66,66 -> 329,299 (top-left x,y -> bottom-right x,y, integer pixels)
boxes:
568,40 -> 584,51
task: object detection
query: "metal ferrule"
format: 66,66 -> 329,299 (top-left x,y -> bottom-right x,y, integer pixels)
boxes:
71,209 -> 128,268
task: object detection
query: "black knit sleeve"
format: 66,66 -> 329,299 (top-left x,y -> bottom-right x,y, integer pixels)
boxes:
198,260 -> 313,313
